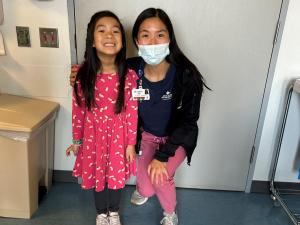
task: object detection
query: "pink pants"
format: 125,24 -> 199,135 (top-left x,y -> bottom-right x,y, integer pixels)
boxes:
136,131 -> 186,213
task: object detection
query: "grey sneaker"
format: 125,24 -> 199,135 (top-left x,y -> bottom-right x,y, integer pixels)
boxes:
109,211 -> 122,225
130,190 -> 148,205
160,212 -> 178,225
96,213 -> 109,225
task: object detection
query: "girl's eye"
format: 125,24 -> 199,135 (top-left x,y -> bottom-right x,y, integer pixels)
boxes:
98,29 -> 105,33
113,30 -> 120,34
158,33 -> 164,37
141,34 -> 148,38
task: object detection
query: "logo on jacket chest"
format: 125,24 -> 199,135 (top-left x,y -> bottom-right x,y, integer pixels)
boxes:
161,91 -> 172,101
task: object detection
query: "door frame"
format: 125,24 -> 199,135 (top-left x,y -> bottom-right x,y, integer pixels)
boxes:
67,0 -> 291,192
245,0 -> 290,193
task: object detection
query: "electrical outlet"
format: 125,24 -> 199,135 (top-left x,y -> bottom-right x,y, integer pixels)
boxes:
16,26 -> 31,47
39,28 -> 59,48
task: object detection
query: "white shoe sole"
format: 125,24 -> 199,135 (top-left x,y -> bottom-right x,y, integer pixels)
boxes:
130,197 -> 148,205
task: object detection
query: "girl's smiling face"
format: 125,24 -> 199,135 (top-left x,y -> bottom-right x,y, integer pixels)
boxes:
136,17 -> 170,46
93,16 -> 122,57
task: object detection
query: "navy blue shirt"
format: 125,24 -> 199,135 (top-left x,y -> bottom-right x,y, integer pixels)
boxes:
138,64 -> 176,137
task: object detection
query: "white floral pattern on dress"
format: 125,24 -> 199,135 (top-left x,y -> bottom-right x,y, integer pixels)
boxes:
72,70 -> 138,191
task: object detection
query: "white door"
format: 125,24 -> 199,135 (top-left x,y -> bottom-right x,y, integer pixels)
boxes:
72,0 -> 283,191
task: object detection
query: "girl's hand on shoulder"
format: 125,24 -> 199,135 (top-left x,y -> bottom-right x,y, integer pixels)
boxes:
126,145 -> 136,163
70,64 -> 79,87
66,144 -> 80,156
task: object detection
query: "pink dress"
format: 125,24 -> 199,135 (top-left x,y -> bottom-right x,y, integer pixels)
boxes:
72,69 -> 138,191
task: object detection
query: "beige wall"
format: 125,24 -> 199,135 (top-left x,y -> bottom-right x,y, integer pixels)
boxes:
0,0 -> 74,170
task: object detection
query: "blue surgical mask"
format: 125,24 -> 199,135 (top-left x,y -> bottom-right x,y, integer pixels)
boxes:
138,43 -> 170,65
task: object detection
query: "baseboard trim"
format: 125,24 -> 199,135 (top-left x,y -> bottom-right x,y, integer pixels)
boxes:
53,170 -> 77,183
251,180 -> 300,193
52,173 -> 300,193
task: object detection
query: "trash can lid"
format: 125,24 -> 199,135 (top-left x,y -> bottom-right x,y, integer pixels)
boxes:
0,94 -> 59,132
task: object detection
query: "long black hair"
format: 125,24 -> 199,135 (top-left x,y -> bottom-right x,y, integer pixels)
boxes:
132,8 -> 209,92
74,10 -> 127,113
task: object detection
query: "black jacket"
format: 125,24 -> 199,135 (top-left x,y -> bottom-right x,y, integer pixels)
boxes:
127,57 -> 202,165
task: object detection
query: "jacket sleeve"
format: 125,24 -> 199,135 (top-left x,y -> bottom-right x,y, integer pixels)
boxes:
72,81 -> 86,141
125,69 -> 138,146
154,77 -> 202,163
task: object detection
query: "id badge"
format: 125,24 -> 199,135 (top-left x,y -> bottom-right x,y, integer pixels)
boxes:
132,88 -> 150,101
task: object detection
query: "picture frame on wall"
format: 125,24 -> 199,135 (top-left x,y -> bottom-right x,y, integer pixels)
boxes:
0,0 -> 3,25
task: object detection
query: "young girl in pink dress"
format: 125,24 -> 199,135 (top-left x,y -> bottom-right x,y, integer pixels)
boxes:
66,11 -> 137,225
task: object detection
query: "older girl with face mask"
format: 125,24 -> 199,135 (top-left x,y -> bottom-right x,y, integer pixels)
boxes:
127,8 -> 208,225
70,8 -> 208,225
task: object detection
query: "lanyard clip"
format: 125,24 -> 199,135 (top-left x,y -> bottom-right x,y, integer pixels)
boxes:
138,78 -> 143,89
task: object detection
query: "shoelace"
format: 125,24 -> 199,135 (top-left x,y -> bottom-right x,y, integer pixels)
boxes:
96,215 -> 109,225
160,215 -> 174,225
109,214 -> 121,225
